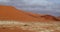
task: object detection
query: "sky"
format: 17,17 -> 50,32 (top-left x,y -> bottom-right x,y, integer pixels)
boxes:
0,0 -> 60,16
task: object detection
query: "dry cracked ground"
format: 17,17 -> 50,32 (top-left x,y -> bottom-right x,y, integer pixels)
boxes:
0,21 -> 60,32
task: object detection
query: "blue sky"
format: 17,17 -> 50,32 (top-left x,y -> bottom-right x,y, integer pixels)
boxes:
0,0 -> 60,16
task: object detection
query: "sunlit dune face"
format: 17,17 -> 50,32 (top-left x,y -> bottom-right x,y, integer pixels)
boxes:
0,6 -> 41,21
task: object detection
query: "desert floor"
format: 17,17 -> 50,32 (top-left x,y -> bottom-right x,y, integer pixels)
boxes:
0,21 -> 60,32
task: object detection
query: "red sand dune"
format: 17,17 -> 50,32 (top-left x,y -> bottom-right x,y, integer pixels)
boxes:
0,5 -> 60,21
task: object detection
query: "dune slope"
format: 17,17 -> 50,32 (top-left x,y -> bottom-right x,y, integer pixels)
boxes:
0,6 -> 60,21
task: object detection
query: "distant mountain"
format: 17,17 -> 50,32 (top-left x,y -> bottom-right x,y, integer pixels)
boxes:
0,5 -> 60,22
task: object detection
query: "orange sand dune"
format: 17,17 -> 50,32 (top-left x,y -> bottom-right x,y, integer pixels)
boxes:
0,6 -> 41,21
0,6 -> 60,21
